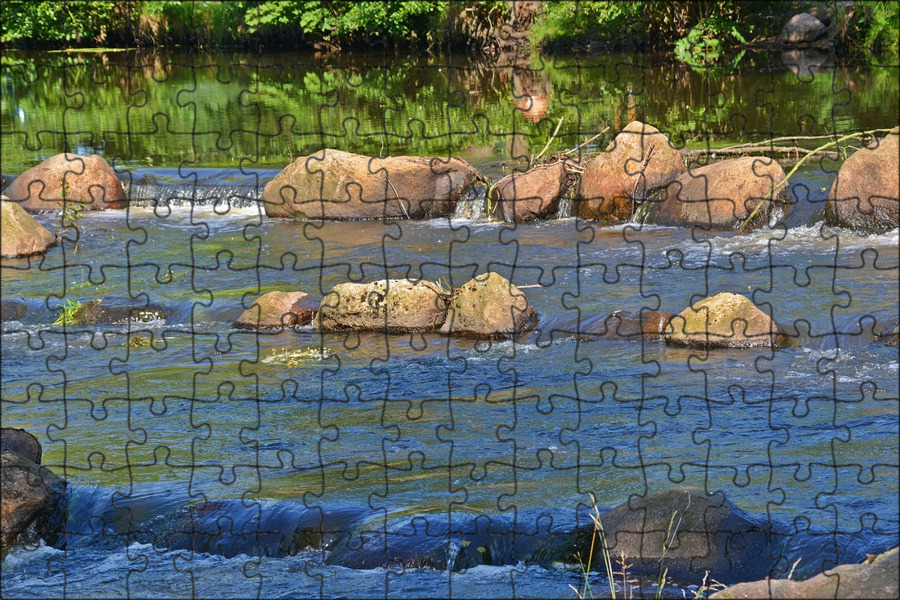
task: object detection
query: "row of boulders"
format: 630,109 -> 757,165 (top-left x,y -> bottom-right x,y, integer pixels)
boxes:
235,272 -> 538,339
2,125 -> 896,258
1,428 -> 67,551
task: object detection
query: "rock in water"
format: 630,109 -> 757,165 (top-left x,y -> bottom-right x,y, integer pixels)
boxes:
580,487 -> 772,582
440,272 -> 538,338
234,291 -> 318,331
666,292 -> 790,348
263,150 -> 477,220
711,546 -> 899,599
317,279 -> 449,332
1,198 -> 56,257
826,127 -> 899,232
1,428 -> 42,465
1,451 -> 67,549
5,153 -> 126,212
651,157 -> 788,230
577,121 -> 685,223
491,161 -> 570,222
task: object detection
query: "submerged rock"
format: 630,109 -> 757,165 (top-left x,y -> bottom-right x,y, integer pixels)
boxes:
0,299 -> 28,322
876,323 -> 899,347
779,13 -> 827,44
316,279 -> 449,332
577,121 -> 686,223
1,198 -> 56,257
1,451 -> 67,549
651,157 -> 789,230
5,153 -> 126,212
62,299 -> 166,326
263,150 -> 477,220
711,546 -> 899,599
825,127 -> 899,232
577,487 -> 772,582
491,161 -> 570,222
233,291 -> 318,331
666,292 -> 790,349
581,310 -> 673,341
1,428 -> 42,465
440,272 -> 537,339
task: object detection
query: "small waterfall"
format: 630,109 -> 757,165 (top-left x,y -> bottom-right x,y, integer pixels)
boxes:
557,194 -> 572,219
445,539 -> 462,573
453,186 -> 487,220
124,179 -> 263,209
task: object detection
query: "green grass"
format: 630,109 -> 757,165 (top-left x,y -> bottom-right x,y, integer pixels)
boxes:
52,298 -> 83,326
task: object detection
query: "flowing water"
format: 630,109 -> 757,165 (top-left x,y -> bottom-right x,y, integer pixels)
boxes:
1,49 -> 898,598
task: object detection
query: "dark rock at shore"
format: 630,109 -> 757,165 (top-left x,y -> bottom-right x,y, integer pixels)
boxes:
491,161 -> 571,222
1,428 -> 42,465
825,127 -> 899,232
4,153 -> 126,213
1,451 -> 67,549
574,487 -> 773,583
779,13 -> 827,44
263,150 -> 478,220
234,291 -> 318,331
876,323 -> 899,347
711,546 -> 899,599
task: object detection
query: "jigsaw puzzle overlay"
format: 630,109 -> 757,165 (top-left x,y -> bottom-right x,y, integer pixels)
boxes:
1,2 -> 898,599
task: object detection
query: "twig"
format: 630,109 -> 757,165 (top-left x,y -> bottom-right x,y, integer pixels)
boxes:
533,117 -> 564,163
737,128 -> 893,234
564,127 -> 610,156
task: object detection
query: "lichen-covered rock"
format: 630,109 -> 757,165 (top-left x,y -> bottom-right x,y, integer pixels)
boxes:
5,153 -> 126,212
779,13 -> 827,44
1,451 -> 67,549
711,546 -> 899,599
234,291 -> 318,331
652,157 -> 789,230
263,150 -> 477,220
577,121 -> 685,223
581,310 -> 673,341
491,161 -> 570,222
577,487 -> 772,582
825,127 -> 899,232
666,292 -> 790,349
1,199 -> 56,257
317,279 -> 449,332
1,429 -> 42,465
440,272 -> 537,338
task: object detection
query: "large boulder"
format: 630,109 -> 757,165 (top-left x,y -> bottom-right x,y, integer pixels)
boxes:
316,279 -> 449,333
1,429 -> 42,465
1,198 -> 56,257
580,487 -> 772,582
825,127 -> 899,232
440,272 -> 538,338
652,157 -> 789,230
5,153 -> 126,212
581,310 -> 673,341
577,122 -> 686,223
233,291 -> 318,331
491,161 -> 570,222
666,292 -> 790,349
1,451 -> 67,549
263,150 -> 477,220
711,546 -> 899,599
779,13 -> 827,44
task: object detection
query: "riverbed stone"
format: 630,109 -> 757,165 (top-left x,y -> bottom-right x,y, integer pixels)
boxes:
1,451 -> 67,549
652,157 -> 789,230
234,291 -> 318,331
825,127 -> 899,232
579,487 -> 772,582
711,546 -> 899,599
577,121 -> 686,223
1,429 -> 42,465
440,272 -> 538,338
5,153 -> 126,212
65,299 -> 166,326
1,199 -> 56,257
582,310 -> 673,340
876,323 -> 899,347
1,299 -> 28,322
666,292 -> 790,349
316,279 -> 449,332
491,161 -> 570,222
779,13 -> 827,44
263,150 -> 478,220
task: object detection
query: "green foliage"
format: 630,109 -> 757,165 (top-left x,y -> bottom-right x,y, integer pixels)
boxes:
851,1 -> 900,60
1,0 -> 120,45
52,298 -> 84,326
532,1 -> 641,50
673,15 -> 745,65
